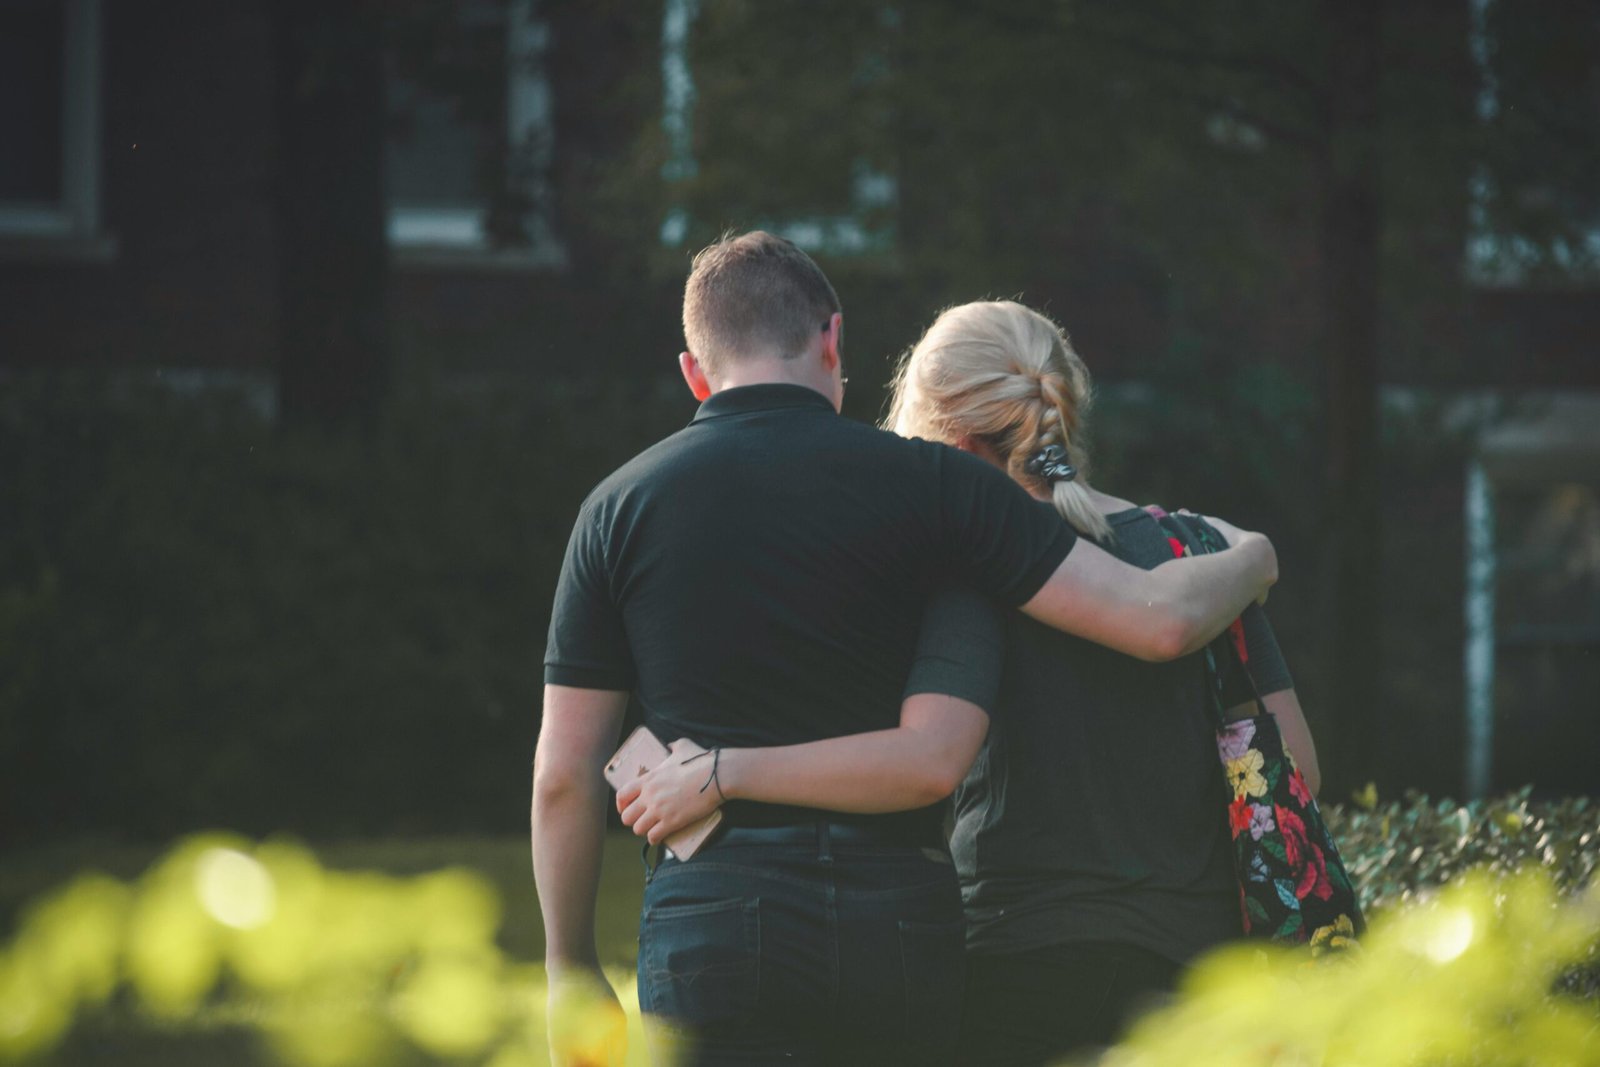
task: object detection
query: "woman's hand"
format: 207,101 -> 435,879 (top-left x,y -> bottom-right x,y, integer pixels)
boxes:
616,738 -> 723,845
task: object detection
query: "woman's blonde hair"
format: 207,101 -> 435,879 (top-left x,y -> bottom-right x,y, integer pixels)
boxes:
884,300 -> 1112,542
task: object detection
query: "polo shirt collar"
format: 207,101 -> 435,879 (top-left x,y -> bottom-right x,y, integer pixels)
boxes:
691,383 -> 835,423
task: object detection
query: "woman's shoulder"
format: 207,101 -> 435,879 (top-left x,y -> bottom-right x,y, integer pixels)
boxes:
1101,500 -> 1161,531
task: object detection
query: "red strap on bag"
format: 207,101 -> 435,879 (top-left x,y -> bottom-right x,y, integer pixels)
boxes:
1147,505 -> 1249,660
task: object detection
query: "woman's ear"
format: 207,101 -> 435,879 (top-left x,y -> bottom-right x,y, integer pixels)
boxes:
957,435 -> 1006,468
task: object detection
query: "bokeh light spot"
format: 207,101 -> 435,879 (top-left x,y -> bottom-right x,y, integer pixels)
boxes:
195,848 -> 277,930
1406,905 -> 1476,963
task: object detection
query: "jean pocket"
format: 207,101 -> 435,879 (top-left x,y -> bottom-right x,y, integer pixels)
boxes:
640,897 -> 760,1026
898,919 -> 965,1047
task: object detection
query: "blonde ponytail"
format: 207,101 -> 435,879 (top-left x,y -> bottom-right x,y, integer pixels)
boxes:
885,301 -> 1113,543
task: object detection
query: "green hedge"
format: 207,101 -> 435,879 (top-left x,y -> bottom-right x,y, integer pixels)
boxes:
1327,788 -> 1598,911
1327,787 -> 1600,1000
0,369 -> 1503,842
0,375 -> 690,843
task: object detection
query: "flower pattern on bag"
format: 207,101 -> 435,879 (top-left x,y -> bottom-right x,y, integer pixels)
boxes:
1288,767 -> 1314,807
1217,719 -> 1256,762
1248,804 -> 1276,841
1152,510 -> 1365,952
1223,718 -> 1361,946
1229,795 -> 1253,837
1225,748 -> 1268,800
1277,805 -> 1333,901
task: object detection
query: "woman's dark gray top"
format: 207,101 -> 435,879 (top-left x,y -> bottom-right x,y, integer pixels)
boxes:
905,503 -> 1293,964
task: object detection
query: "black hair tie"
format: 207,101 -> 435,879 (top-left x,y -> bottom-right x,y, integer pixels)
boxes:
682,746 -> 727,803
1025,444 -> 1078,484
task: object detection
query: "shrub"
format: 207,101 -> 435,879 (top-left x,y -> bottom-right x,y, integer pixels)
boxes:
0,373 -> 688,843
2,810 -> 1596,1067
1106,869 -> 1600,1066
1326,787 -> 1599,913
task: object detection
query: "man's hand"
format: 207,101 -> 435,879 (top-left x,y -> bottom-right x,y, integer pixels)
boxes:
546,966 -> 626,1067
616,739 -> 721,845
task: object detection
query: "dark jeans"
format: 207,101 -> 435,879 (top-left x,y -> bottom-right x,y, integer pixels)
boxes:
636,827 -> 965,1066
956,941 -> 1182,1067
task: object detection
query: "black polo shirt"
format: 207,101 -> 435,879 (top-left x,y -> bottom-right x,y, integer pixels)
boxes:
544,383 -> 1076,829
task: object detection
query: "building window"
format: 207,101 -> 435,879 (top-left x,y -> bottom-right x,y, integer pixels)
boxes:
384,0 -> 564,267
1464,393 -> 1600,797
1465,0 -> 1600,286
0,0 -> 111,259
658,0 -> 899,257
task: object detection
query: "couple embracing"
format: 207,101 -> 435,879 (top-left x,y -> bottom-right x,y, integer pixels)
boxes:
532,231 -> 1319,1066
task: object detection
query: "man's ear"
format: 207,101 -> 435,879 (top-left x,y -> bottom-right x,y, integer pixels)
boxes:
953,434 -> 979,455
820,312 -> 844,373
678,351 -> 713,401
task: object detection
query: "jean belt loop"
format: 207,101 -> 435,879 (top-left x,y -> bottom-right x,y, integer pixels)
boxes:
817,820 -> 833,864
640,840 -> 661,882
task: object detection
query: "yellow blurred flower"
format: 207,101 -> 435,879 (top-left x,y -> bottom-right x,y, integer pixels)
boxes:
548,970 -> 628,1067
10,874 -> 129,1006
0,950 -> 74,1061
393,951 -> 506,1057
407,868 -> 501,955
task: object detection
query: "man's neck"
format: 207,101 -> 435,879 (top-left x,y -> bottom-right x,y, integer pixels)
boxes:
711,359 -> 838,410
713,360 -> 817,392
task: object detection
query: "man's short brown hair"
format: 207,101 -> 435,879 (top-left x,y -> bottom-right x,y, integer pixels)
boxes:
682,231 -> 842,372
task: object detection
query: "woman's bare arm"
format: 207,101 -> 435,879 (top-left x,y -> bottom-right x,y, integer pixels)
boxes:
1225,689 -> 1321,796
616,693 -> 988,844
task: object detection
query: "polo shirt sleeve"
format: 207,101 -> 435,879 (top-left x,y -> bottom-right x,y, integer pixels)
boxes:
903,586 -> 1006,714
543,507 -> 637,690
937,446 -> 1077,606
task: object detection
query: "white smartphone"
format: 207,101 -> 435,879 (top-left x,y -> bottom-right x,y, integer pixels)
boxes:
604,725 -> 724,860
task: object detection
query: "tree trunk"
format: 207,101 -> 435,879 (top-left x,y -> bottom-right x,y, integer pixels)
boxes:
1319,0 -> 1384,794
272,0 -> 391,428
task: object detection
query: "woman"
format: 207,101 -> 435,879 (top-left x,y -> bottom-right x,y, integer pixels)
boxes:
882,300 -> 1319,1064
619,300 -> 1319,1064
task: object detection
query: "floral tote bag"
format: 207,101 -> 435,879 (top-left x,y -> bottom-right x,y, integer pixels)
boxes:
1154,510 -> 1365,952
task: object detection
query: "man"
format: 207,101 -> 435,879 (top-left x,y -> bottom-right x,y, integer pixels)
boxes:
533,231 -> 1276,1065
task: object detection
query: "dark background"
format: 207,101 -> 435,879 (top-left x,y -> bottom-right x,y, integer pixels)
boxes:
2,0 -> 1597,847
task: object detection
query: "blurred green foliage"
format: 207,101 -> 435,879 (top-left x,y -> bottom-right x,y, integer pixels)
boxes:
1104,870 -> 1600,1066
1,791 -> 1594,1065
0,833 -> 656,1067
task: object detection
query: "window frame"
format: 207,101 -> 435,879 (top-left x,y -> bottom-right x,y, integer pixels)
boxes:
656,0 -> 899,258
386,0 -> 566,270
0,0 -> 115,261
